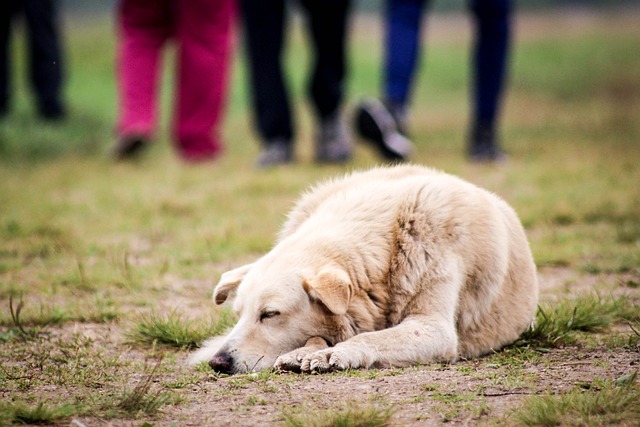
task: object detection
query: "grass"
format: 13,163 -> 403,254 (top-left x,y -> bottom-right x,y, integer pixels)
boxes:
517,293 -> 639,349
0,401 -> 77,425
428,391 -> 490,422
513,373 -> 640,426
0,7 -> 639,426
282,402 -> 394,427
115,359 -> 172,417
0,293 -> 119,335
127,308 -> 235,349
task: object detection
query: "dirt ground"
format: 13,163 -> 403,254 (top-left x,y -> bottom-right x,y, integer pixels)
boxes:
58,266 -> 638,427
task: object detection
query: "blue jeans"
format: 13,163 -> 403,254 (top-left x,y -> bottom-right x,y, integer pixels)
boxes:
384,0 -> 511,129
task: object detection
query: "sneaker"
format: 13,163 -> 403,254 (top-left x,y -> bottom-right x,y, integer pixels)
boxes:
256,140 -> 293,168
315,114 -> 352,164
354,98 -> 413,161
468,125 -> 506,163
114,135 -> 148,161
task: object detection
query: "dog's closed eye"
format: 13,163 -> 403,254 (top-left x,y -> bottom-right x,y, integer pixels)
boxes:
259,310 -> 281,322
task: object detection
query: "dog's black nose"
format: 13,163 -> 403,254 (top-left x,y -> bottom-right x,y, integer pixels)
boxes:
209,353 -> 234,374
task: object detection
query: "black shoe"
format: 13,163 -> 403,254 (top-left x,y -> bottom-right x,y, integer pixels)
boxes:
315,114 -> 352,164
354,98 -> 412,161
114,135 -> 148,160
256,140 -> 293,169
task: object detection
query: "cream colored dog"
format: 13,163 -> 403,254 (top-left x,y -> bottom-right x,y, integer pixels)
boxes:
191,165 -> 538,374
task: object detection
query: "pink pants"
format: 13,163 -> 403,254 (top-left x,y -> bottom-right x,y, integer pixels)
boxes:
116,0 -> 235,161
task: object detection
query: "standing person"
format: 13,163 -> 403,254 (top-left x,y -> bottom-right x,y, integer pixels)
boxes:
241,0 -> 352,168
355,0 -> 512,162
0,0 -> 66,120
114,0 -> 235,163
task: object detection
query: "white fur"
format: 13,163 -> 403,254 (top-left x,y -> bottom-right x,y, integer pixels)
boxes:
188,336 -> 226,365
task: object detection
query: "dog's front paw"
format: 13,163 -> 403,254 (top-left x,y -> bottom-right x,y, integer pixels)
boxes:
274,337 -> 329,373
274,351 -> 304,372
301,345 -> 368,373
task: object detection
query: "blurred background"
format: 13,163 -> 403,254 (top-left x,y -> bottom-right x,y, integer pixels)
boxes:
1,0 -> 638,161
0,0 -> 638,272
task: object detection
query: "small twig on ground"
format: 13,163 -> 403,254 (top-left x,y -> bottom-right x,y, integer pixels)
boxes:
481,391 -> 537,397
9,294 -> 29,337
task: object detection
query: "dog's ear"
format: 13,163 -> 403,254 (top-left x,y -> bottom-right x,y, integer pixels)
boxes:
304,266 -> 351,315
213,263 -> 253,305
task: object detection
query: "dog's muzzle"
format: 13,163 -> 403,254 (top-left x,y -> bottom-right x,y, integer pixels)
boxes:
209,352 -> 234,374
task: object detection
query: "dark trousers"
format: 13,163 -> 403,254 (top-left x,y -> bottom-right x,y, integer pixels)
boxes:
240,0 -> 350,145
0,0 -> 65,117
384,0 -> 511,131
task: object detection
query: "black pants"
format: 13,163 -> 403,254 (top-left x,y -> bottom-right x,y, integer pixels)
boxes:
240,0 -> 351,145
0,0 -> 65,117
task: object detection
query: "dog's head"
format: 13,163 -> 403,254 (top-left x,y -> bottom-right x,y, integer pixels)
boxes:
202,253 -> 353,374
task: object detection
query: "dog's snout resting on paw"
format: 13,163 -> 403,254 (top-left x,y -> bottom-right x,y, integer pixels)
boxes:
190,165 -> 539,374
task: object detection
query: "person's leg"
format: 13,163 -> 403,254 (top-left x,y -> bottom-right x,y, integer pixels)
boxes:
23,0 -> 65,119
354,0 -> 425,161
468,0 -> 511,161
115,0 -> 171,158
174,0 -> 235,162
299,0 -> 350,121
299,0 -> 352,163
0,1 -> 20,117
383,0 -> 428,121
240,0 -> 293,167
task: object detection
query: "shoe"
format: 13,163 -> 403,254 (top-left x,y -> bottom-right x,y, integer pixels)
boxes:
256,140 -> 293,168
354,98 -> 413,161
468,125 -> 506,163
315,114 -> 352,164
468,143 -> 506,163
114,135 -> 148,160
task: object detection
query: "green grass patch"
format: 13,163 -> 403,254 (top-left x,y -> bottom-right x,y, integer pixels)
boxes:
513,372 -> 640,426
127,308 -> 235,349
0,401 -> 77,425
517,293 -> 637,349
282,402 -> 394,427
